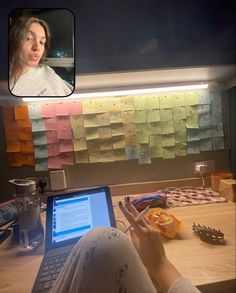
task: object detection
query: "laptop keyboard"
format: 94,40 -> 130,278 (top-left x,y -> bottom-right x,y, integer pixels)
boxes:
34,252 -> 70,292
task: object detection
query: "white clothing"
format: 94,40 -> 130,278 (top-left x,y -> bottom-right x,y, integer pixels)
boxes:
10,65 -> 73,97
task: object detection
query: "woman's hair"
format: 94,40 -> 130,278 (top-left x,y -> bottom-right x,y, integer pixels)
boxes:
9,16 -> 51,84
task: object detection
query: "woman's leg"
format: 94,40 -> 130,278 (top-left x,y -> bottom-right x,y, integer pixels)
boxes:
51,227 -> 157,293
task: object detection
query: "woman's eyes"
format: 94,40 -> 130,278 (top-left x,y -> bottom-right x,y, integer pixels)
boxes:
26,36 -> 45,46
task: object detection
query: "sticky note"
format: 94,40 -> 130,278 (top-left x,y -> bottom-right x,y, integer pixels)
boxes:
21,154 -> 35,166
34,145 -> 48,159
28,104 -> 42,120
120,96 -> 134,111
73,138 -> 87,151
187,129 -> 200,141
161,134 -> 175,147
198,113 -> 211,128
75,150 -> 89,163
31,119 -> 46,132
47,143 -> 60,157
89,151 -> 102,163
124,124 -> 136,137
136,132 -> 149,144
184,92 -> 199,105
161,120 -> 174,134
149,122 -> 161,135
98,126 -> 112,139
146,96 -> 159,109
57,116 -> 71,130
60,152 -> 75,165
33,132 -> 47,146
109,111 -> 123,123
200,139 -> 212,151
82,99 -> 97,114
146,109 -> 160,123
150,145 -> 163,158
54,103 -> 69,116
8,153 -> 22,166
149,134 -> 162,147
159,94 -> 174,109
2,106 -> 15,121
186,110 -> 199,129
138,151 -> 151,164
4,121 -> 19,141
20,141 -> 34,153
87,140 -> 100,152
199,128 -> 211,139
125,146 -> 138,159
125,135 -> 136,146
211,124 -> 224,137
59,140 -> 74,153
18,129 -> 33,141
133,96 -> 146,110
100,150 -> 114,162
162,146 -> 175,158
100,139 -> 113,151
86,128 -> 100,140
160,109 -> 173,121
41,103 -> 55,117
96,112 -> 110,126
16,119 -> 32,129
14,105 -> 29,120
175,143 -> 187,156
174,119 -> 186,132
111,124 -> 124,136
197,104 -> 210,115
212,137 -> 224,150
35,159 -> 48,171
109,98 -> 122,111
133,110 -> 147,123
70,116 -> 86,139
58,127 -> 72,140
187,141 -> 200,154
112,136 -> 126,149
174,131 -> 186,143
172,107 -> 186,121
198,91 -> 210,104
7,141 -> 20,153
68,101 -> 82,115
122,110 -> 134,123
46,130 -> 59,144
84,115 -> 98,128
113,149 -> 126,161
136,123 -> 149,136
44,117 -> 57,131
95,99 -> 111,113
48,156 -> 62,169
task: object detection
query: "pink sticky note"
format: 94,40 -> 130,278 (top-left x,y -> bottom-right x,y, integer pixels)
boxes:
48,156 -> 62,169
47,143 -> 60,157
57,117 -> 71,129
41,104 -> 55,117
68,101 -> 82,115
45,117 -> 58,130
58,128 -> 72,140
54,103 -> 69,116
60,140 -> 74,153
60,152 -> 75,165
46,130 -> 59,144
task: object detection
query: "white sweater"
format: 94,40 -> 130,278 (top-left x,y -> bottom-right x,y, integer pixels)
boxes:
11,65 -> 73,97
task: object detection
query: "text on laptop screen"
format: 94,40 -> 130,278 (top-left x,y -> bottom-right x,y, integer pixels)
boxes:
52,189 -> 111,244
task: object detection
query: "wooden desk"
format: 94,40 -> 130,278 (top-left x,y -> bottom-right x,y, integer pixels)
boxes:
0,200 -> 235,293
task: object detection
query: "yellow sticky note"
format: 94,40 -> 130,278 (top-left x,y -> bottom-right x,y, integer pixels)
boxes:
86,128 -> 99,140
111,124 -> 124,136
159,94 -> 174,109
184,92 -> 199,105
133,96 -> 146,110
101,150 -> 114,162
89,151 -> 102,163
98,126 -> 112,139
87,140 -> 99,152
147,109 -> 160,122
96,112 -> 110,126
175,131 -> 187,143
136,123 -> 149,136
124,124 -> 136,137
160,109 -> 173,121
75,150 -> 89,163
109,98 -> 122,111
133,110 -> 147,123
112,136 -> 126,149
7,141 -> 21,153
136,133 -> 149,144
162,146 -> 176,158
150,144 -> 163,158
120,96 -> 134,111
109,111 -> 123,123
100,139 -> 113,151
161,120 -> 174,134
186,112 -> 199,129
70,116 -> 86,139
175,94 -> 186,107
148,122 -> 161,135
149,135 -> 162,147
73,138 -> 87,151
175,143 -> 187,156
172,107 -> 186,121
174,119 -> 186,132
95,99 -> 111,113
161,134 -> 175,147
122,110 -> 134,123
137,144 -> 150,153
84,115 -> 98,128
146,96 -> 159,109
82,100 -> 97,114
113,149 -> 126,161
125,135 -> 136,146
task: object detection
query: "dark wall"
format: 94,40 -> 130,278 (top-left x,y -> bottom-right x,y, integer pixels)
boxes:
1,0 -> 235,79
228,86 -> 236,176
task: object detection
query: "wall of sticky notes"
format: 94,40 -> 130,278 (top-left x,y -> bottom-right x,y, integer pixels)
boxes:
2,91 -> 225,171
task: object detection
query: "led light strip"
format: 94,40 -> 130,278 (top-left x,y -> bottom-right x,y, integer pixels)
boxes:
23,83 -> 208,102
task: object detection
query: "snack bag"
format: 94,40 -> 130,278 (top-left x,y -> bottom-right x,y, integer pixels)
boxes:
147,208 -> 183,238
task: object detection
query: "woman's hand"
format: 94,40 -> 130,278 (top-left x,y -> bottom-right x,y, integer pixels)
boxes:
119,197 -> 182,292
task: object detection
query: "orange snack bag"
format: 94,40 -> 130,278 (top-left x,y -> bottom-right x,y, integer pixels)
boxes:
148,208 -> 183,238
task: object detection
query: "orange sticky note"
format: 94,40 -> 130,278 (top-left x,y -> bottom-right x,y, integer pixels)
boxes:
18,129 -> 33,141
20,141 -> 34,154
8,153 -> 23,167
14,105 -> 29,120
7,141 -> 21,153
21,154 -> 35,166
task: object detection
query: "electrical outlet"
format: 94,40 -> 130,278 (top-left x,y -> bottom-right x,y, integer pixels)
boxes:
194,160 -> 215,175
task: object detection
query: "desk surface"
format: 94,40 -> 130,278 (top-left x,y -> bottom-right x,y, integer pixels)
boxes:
0,199 -> 235,293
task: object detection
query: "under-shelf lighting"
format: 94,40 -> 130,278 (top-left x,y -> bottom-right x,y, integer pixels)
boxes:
23,83 -> 208,102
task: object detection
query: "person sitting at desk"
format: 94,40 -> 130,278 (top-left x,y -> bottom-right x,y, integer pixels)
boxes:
9,16 -> 73,97
51,197 -> 200,293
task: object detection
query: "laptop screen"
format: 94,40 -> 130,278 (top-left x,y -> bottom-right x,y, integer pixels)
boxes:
45,186 -> 116,250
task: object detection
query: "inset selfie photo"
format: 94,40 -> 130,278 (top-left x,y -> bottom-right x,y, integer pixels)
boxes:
8,8 -> 75,97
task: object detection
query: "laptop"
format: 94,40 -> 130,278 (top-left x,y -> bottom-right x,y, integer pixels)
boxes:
32,186 -> 116,292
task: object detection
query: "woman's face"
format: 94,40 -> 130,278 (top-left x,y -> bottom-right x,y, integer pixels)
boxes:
20,22 -> 46,73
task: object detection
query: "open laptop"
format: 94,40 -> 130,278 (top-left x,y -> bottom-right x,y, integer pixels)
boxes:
32,186 -> 116,292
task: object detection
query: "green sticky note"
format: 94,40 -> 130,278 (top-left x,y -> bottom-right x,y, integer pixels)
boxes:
161,134 -> 175,147
175,143 -> 187,156
147,109 -> 160,122
187,141 -> 200,154
137,144 -> 150,152
162,146 -> 175,158
175,131 -> 187,143
149,134 -> 162,147
133,96 -> 146,110
146,96 -> 160,109
160,109 -> 173,121
136,132 -> 149,144
186,112 -> 199,129
136,123 -> 150,136
133,110 -> 147,123
161,120 -> 174,134
149,122 -> 161,135
150,144 -> 163,158
172,107 -> 186,121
